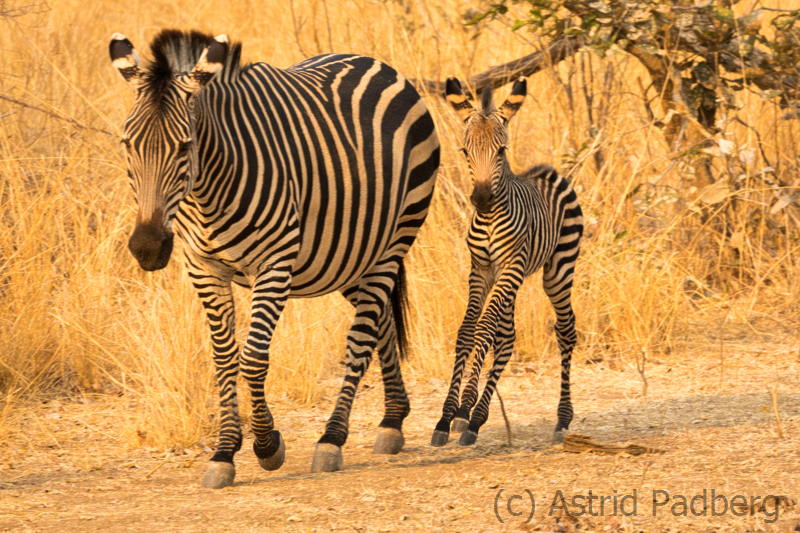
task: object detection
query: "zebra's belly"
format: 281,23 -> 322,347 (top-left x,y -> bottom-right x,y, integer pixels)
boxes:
289,242 -> 387,297
176,211 -> 390,297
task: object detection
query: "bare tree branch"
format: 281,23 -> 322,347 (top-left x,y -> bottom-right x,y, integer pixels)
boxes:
0,94 -> 112,136
409,37 -> 582,98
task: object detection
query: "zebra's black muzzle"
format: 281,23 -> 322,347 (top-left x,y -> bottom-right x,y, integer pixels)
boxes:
128,222 -> 174,271
470,182 -> 495,214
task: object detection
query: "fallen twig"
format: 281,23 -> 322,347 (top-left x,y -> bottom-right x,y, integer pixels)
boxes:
769,386 -> 785,439
496,389 -> 512,446
142,460 -> 168,480
563,433 -> 665,455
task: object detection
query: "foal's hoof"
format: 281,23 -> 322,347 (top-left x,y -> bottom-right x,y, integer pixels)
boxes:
430,430 -> 449,447
311,443 -> 343,473
451,417 -> 469,434
459,430 -> 478,446
202,461 -> 235,489
372,427 -> 404,455
256,431 -> 286,471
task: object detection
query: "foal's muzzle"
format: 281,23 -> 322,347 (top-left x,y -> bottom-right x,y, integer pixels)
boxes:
470,182 -> 495,213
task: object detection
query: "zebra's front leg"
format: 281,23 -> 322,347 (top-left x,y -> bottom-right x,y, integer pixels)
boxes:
431,271 -> 489,447
240,268 -> 292,474
464,300 -> 516,444
312,292 -> 384,472
190,266 -> 242,489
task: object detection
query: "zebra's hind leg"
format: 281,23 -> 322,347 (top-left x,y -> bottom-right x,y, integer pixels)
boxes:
313,271 -> 394,472
187,260 -> 242,489
462,301 -> 516,446
240,267 -> 292,473
372,302 -> 410,455
431,270 -> 489,447
542,257 -> 579,439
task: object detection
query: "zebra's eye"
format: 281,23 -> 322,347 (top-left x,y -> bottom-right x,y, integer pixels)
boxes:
177,140 -> 192,157
497,146 -> 507,155
459,147 -> 469,159
120,136 -> 131,148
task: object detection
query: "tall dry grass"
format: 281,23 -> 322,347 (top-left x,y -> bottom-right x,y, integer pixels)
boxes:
1,0 -> 798,448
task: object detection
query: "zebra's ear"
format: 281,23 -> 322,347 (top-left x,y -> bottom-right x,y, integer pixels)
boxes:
445,77 -> 474,123
110,33 -> 144,90
498,77 -> 527,123
178,34 -> 229,96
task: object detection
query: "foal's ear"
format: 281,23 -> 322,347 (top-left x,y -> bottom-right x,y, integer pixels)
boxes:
110,33 -> 144,90
176,34 -> 229,96
498,77 -> 527,123
445,77 -> 474,123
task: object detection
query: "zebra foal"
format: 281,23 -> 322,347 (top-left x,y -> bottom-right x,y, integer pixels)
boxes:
430,77 -> 583,447
110,30 -> 439,488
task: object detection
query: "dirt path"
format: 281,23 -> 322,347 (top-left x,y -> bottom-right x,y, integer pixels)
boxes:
2,349 -> 799,532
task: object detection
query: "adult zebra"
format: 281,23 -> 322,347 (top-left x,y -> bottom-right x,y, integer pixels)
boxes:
430,77 -> 583,447
109,30 -> 439,488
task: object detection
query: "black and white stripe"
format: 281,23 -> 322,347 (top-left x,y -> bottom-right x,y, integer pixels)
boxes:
431,77 -> 582,447
110,29 -> 439,486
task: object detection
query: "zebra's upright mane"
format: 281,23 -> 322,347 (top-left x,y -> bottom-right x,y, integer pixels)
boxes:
143,29 -> 247,101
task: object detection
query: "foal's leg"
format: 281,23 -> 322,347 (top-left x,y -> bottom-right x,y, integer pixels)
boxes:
456,255 -> 526,446
431,269 -> 490,446
542,257 -> 579,435
461,300 -> 516,444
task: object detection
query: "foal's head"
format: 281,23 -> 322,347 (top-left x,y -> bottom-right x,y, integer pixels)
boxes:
445,77 -> 527,213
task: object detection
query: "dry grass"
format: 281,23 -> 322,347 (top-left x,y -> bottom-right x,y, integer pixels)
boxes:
1,0 -> 799,455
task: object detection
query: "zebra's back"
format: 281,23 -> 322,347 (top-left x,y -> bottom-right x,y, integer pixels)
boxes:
180,53 -> 439,296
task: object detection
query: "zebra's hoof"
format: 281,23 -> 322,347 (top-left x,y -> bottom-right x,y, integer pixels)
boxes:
202,461 -> 235,489
256,431 -> 285,471
372,427 -> 404,455
552,430 -> 565,444
430,430 -> 449,447
311,443 -> 343,473
459,430 -> 478,446
451,417 -> 469,434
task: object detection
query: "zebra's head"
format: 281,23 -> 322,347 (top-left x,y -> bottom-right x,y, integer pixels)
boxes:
109,31 -> 229,271
445,77 -> 527,214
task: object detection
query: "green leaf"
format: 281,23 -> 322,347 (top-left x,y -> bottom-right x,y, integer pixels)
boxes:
564,27 -> 586,36
511,19 -> 528,31
711,7 -> 735,25
614,230 -> 628,242
633,43 -> 659,55
760,90 -> 783,100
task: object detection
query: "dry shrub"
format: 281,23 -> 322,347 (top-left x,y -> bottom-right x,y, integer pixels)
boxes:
1,0 -> 798,448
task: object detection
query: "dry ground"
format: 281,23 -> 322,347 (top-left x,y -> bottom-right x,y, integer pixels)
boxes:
2,338 -> 799,533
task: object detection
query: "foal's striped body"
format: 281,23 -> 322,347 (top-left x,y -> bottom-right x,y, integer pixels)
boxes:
431,78 -> 583,447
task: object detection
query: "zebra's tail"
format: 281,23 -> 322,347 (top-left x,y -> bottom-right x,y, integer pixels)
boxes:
391,260 -> 410,361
